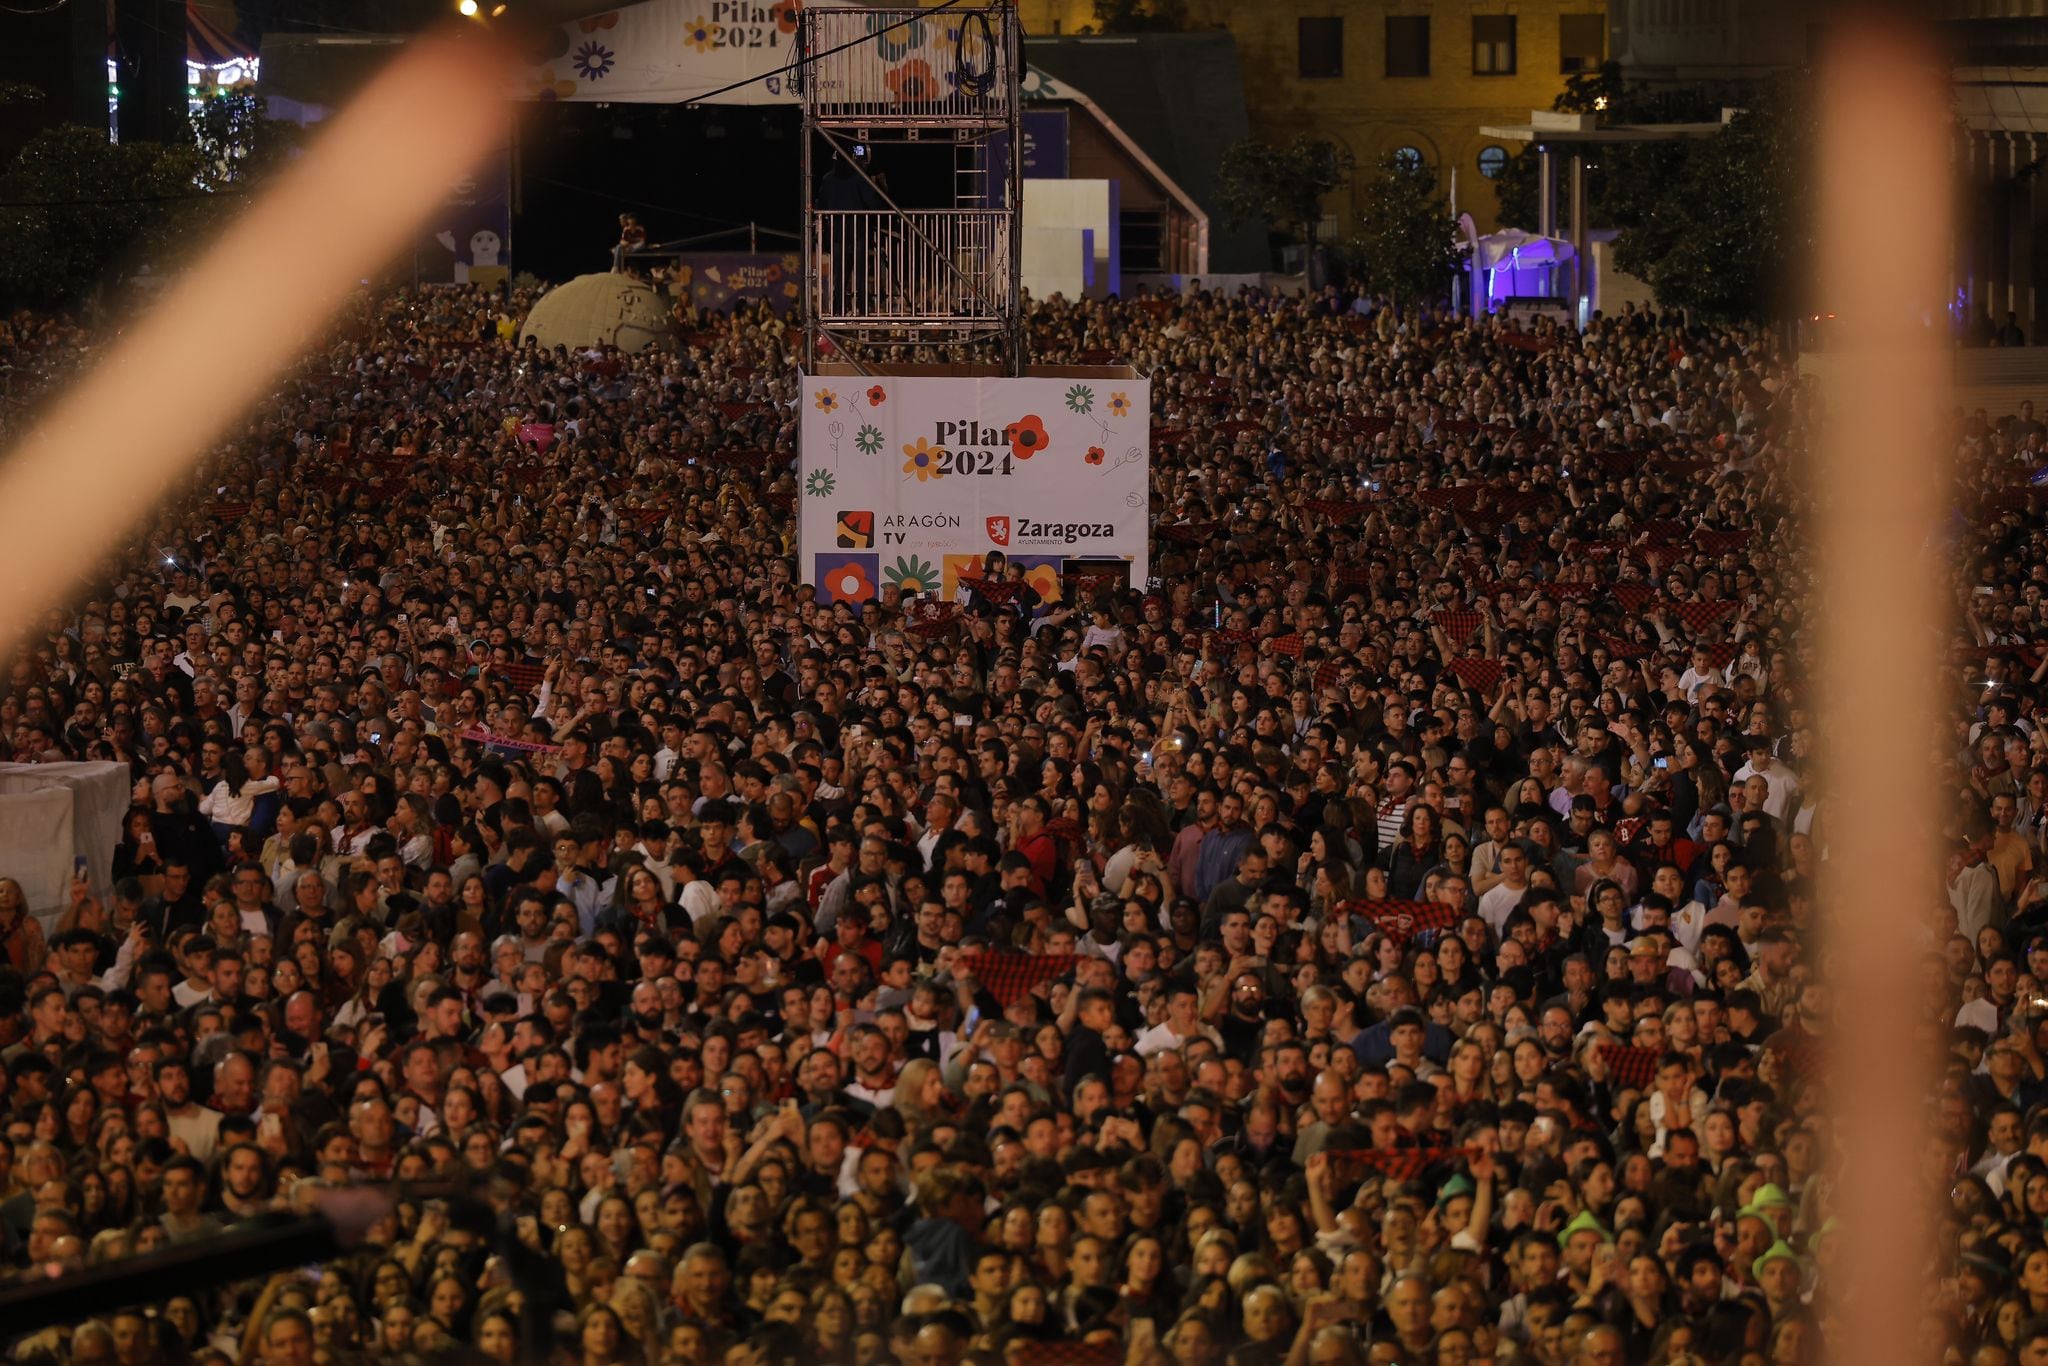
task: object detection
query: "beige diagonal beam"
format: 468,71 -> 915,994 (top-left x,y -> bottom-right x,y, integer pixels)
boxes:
0,33 -> 511,655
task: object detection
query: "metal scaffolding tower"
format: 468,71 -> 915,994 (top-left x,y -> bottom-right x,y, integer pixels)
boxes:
798,3 -> 1025,374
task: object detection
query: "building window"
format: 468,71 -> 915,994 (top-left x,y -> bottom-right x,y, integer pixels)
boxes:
1477,145 -> 1508,178
1385,16 -> 1430,77
1298,18 -> 1343,79
1559,13 -> 1605,72
1391,146 -> 1423,171
1473,15 -> 1516,75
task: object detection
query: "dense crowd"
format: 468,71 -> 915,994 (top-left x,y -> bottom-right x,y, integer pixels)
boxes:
0,277 -> 2044,1366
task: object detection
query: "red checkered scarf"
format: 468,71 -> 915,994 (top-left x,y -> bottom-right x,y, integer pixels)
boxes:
1597,1043 -> 1663,1091
956,951 -> 1078,1007
1432,608 -> 1483,644
1326,1144 -> 1484,1183
959,575 -> 1022,603
1444,657 -> 1503,693
1338,898 -> 1462,947
1663,599 -> 1735,633
904,600 -> 959,638
1612,583 -> 1656,612
1010,1343 -> 1124,1366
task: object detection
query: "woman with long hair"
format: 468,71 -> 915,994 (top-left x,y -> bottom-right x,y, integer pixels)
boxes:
200,748 -> 279,848
892,1058 -> 951,1133
0,876 -> 46,973
573,1301 -> 637,1366
111,807 -> 164,890
334,952 -> 395,1032
808,1283 -> 857,1360
1384,803 -> 1442,900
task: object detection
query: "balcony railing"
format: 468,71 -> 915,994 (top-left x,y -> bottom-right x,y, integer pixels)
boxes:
811,209 -> 1011,328
801,7 -> 1013,127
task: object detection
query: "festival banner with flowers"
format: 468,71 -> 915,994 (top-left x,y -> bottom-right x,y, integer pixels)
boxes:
517,0 -> 829,103
677,252 -> 802,313
799,373 -> 1150,606
515,0 -> 969,106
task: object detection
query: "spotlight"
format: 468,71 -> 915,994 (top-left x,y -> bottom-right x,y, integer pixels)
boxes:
458,0 -> 479,15
491,3 -> 508,13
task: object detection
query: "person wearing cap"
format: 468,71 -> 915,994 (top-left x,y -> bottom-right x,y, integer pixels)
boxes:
1751,1240 -> 1806,1319
1556,1208 -> 1612,1281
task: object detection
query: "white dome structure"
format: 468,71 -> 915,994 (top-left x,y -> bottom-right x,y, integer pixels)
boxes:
518,272 -> 674,353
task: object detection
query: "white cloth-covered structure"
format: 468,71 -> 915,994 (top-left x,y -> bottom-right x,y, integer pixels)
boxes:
519,273 -> 675,355
0,762 -> 131,929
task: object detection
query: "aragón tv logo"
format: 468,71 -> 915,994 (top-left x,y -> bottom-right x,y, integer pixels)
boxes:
842,509 -> 962,547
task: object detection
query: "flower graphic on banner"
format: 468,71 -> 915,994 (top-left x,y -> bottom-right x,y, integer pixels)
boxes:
572,42 -> 616,80
902,437 -> 947,481
1064,384 -> 1094,414
941,554 -> 985,600
865,385 -> 887,407
804,469 -> 837,498
1085,446 -> 1106,465
820,556 -> 877,606
526,69 -> 578,100
872,13 -> 926,61
813,389 -> 839,413
1017,559 -> 1063,604
683,16 -> 721,52
782,281 -> 798,298
887,59 -> 939,103
854,424 -> 884,455
886,555 -> 940,594
1108,392 -> 1131,418
578,12 -> 619,30
772,0 -> 801,33
1005,414 -> 1049,460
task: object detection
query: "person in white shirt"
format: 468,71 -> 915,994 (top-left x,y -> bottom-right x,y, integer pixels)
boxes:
1732,737 -> 1801,822
1478,844 -> 1533,936
1676,645 -> 1727,703
1642,864 -> 1709,953
1134,983 -> 1223,1057
198,751 -> 279,832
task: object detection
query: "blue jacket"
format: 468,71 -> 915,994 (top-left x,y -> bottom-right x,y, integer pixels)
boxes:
1192,825 -> 1255,904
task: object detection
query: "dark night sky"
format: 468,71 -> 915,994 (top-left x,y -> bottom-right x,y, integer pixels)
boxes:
514,104 -> 963,281
515,102 -> 805,280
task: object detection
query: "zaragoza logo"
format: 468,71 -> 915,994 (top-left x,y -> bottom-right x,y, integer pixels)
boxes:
985,516 -> 1010,546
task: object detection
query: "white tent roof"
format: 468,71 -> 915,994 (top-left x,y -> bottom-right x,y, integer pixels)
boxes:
1475,229 -> 1574,270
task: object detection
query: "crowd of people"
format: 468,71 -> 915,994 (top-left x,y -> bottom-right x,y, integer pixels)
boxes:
0,276 -> 2043,1366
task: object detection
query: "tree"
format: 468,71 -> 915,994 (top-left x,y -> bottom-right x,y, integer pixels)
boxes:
1216,134 -> 1354,269
0,124 -> 204,306
0,95 -> 297,307
1487,63 -> 1813,321
1614,79 -> 1815,322
1343,155 -> 1458,306
1089,0 -> 1188,32
1493,62 -> 1721,234
188,91 -> 300,195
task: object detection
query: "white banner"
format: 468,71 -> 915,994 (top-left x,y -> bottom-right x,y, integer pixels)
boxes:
799,373 -> 1150,607
517,0 -> 973,106
519,0 -> 825,104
